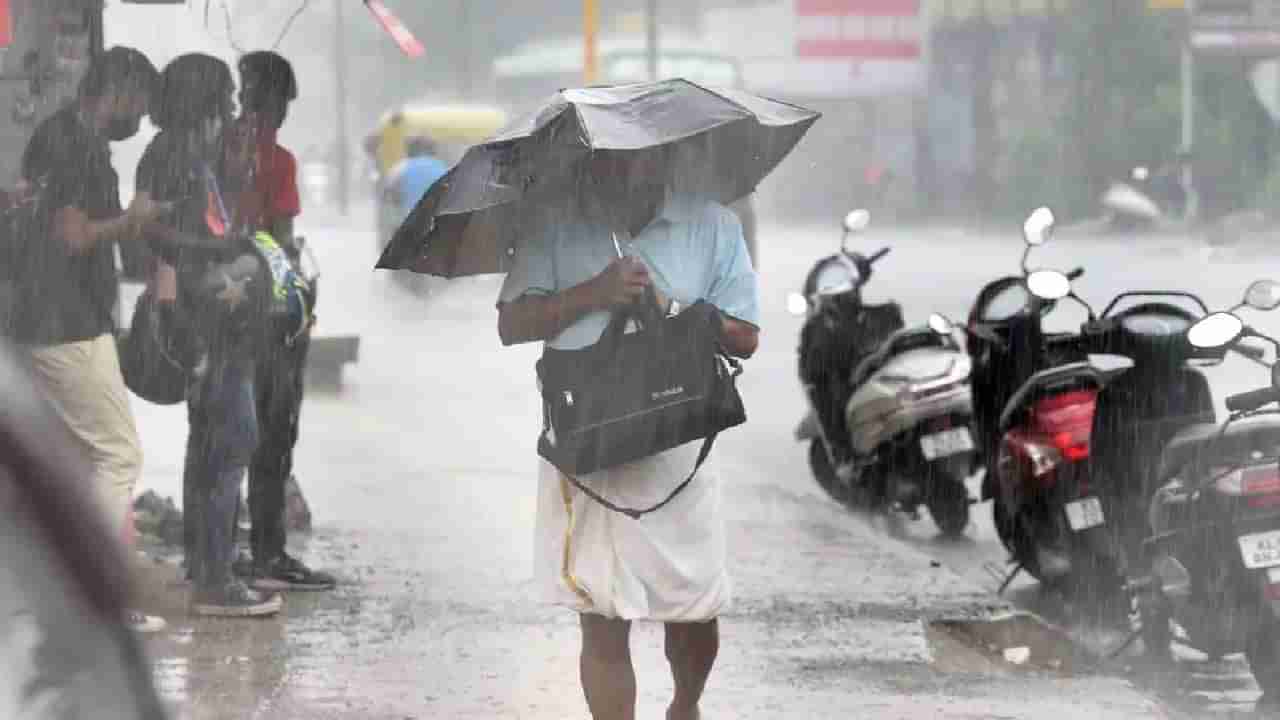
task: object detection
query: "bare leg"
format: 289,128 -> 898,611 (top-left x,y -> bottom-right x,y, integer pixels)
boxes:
665,619 -> 720,720
579,614 -> 636,720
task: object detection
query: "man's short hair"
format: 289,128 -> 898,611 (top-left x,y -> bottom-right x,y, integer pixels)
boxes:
78,46 -> 158,101
152,53 -> 235,132
238,51 -> 298,109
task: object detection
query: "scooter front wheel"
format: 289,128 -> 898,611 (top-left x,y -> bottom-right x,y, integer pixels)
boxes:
1136,586 -> 1173,663
926,470 -> 971,538
808,439 -> 843,503
1246,606 -> 1280,702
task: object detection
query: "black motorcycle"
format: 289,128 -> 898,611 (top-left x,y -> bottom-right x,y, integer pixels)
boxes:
989,218 -> 1245,624
793,210 -> 976,536
967,207 -> 1117,594
1133,280 -> 1280,703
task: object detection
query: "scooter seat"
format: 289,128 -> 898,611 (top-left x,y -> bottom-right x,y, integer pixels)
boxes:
850,326 -> 952,390
1160,418 -> 1280,480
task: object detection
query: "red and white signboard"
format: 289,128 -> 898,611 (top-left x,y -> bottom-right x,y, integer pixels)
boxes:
702,0 -> 926,97
795,0 -> 923,60
0,0 -> 12,49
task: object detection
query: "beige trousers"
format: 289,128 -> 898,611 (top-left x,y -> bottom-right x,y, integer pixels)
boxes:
24,333 -> 143,539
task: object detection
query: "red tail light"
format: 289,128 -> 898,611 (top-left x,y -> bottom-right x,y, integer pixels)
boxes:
1032,389 -> 1097,461
1215,464 -> 1280,507
1002,389 -> 1099,486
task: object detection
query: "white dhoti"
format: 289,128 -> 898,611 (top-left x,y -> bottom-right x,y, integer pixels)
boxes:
534,441 -> 730,622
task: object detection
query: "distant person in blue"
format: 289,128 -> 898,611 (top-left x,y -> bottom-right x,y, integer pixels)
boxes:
387,135 -> 447,219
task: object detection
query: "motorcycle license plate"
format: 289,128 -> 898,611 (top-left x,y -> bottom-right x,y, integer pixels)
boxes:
1239,531 -> 1280,569
920,428 -> 974,460
1065,497 -> 1105,531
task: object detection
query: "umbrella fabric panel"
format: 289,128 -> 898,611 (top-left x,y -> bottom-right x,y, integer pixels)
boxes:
376,79 -> 821,279
564,83 -> 753,151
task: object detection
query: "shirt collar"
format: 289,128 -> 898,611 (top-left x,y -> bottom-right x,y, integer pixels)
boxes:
656,192 -> 707,224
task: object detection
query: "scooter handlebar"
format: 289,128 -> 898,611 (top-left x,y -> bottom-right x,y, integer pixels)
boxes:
1226,387 -> 1280,413
1067,267 -> 1085,281
1232,342 -> 1268,362
867,247 -> 890,264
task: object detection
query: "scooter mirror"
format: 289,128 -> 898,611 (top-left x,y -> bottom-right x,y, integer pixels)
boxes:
1022,206 -> 1055,246
787,292 -> 808,316
843,209 -> 871,234
1245,279 -> 1280,311
928,313 -> 953,336
1026,269 -> 1071,301
1187,312 -> 1245,350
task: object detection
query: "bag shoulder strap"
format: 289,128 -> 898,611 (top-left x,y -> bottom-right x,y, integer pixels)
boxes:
561,433 -> 718,521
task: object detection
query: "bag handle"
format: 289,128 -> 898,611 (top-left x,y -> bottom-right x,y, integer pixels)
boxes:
596,286 -> 664,368
560,432 -> 718,520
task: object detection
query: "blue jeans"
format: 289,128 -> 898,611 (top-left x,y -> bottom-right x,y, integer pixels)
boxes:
184,356 -> 259,592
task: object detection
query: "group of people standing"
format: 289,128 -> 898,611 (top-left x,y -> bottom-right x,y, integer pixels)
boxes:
9,45 -> 335,626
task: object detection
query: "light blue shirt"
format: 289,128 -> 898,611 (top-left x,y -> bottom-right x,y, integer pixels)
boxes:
390,155 -> 449,213
499,195 -> 760,351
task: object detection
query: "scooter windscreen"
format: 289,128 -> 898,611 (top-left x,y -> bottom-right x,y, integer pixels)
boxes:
1106,303 -> 1217,360
804,254 -> 862,299
970,276 -> 1045,324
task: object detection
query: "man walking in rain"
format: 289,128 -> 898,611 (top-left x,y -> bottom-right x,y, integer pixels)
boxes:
497,149 -> 760,720
13,46 -> 167,633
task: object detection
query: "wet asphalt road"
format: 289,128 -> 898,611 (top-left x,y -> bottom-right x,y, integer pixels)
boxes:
125,208 -> 1280,718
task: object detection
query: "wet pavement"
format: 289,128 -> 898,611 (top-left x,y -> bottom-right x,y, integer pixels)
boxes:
125,208 -> 1279,718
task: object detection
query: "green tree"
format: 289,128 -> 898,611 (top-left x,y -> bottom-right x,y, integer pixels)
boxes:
1002,1 -> 1274,220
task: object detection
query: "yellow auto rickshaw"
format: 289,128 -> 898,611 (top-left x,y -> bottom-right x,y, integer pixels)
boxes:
367,104 -> 508,272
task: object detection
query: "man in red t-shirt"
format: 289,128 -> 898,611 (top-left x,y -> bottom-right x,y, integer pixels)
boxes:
234,51 -> 335,591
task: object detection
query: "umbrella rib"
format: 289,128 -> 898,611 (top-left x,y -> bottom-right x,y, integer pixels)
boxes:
570,103 -> 594,151
681,78 -> 753,118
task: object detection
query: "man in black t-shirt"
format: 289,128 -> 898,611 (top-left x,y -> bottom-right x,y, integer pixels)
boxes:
15,46 -> 166,634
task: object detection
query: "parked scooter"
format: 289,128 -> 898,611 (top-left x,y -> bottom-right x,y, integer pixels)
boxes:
967,208 -> 1118,595
1132,282 -> 1280,702
792,210 -> 976,536
1101,164 -> 1187,231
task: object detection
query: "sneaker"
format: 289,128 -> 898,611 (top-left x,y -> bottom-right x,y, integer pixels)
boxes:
191,581 -> 283,618
231,552 -> 254,579
251,553 -> 336,592
126,610 -> 167,633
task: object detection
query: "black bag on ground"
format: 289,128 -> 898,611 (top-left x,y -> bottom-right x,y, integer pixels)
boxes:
536,294 -> 746,518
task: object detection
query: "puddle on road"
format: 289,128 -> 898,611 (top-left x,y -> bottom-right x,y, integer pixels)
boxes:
925,612 -> 1100,675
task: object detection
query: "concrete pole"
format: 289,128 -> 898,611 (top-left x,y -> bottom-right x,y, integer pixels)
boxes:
584,0 -> 598,84
459,0 -> 472,98
334,0 -> 350,216
646,0 -> 659,81
1181,42 -> 1197,222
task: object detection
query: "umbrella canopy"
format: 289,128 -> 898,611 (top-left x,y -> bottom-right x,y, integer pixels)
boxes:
375,79 -> 820,278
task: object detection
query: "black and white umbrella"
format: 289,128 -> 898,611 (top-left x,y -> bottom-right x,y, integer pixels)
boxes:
375,79 -> 821,278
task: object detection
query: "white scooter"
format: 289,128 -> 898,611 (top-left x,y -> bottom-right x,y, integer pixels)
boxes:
1100,165 -> 1187,231
791,210 -> 977,536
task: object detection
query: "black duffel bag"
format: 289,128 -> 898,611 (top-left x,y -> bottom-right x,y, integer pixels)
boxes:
536,293 -> 746,519
118,293 -> 194,406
